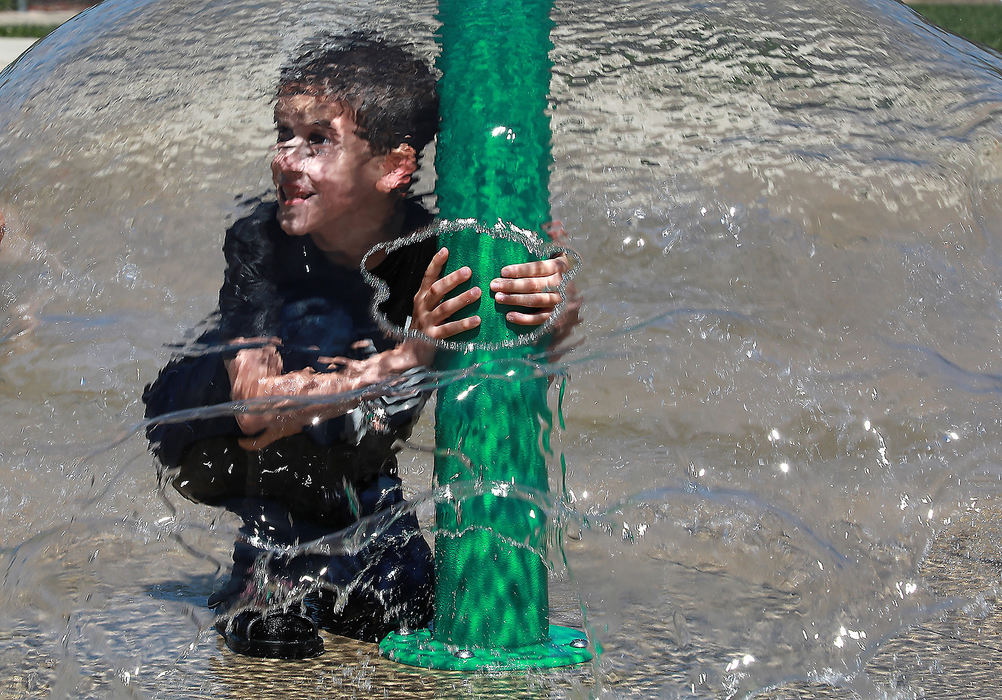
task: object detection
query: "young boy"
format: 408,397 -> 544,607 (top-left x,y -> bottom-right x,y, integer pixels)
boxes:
143,33 -> 570,659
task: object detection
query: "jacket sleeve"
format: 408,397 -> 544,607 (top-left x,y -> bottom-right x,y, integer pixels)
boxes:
217,204 -> 280,340
142,343 -> 240,470
142,205 -> 278,470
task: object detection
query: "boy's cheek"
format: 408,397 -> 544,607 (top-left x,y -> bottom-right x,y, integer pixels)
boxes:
270,159 -> 285,184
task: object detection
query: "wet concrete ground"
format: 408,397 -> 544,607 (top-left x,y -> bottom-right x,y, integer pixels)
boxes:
764,502 -> 1002,700
193,503 -> 1002,698
3,502 -> 993,698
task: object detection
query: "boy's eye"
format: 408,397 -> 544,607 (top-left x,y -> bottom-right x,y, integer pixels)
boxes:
308,133 -> 334,154
271,128 -> 334,156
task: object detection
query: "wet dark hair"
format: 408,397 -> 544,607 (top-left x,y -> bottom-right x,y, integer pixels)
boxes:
277,32 -> 439,155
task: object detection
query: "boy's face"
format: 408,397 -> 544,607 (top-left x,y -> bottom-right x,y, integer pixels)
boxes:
271,94 -> 390,254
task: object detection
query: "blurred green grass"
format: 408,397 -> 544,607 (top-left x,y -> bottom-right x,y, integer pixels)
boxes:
911,4 -> 1002,52
0,24 -> 59,38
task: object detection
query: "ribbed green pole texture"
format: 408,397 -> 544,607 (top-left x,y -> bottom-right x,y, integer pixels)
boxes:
431,0 -> 554,650
380,0 -> 595,669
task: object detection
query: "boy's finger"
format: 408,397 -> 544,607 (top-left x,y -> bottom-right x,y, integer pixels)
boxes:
238,424 -> 284,450
419,247 -> 450,287
432,315 -> 482,338
431,286 -> 481,322
494,291 -> 562,308
428,266 -> 472,299
239,429 -> 287,451
491,274 -> 560,294
499,256 -> 568,278
505,310 -> 552,326
544,221 -> 569,243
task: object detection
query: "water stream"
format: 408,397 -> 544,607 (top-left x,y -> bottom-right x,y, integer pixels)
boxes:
2,0 -> 1002,696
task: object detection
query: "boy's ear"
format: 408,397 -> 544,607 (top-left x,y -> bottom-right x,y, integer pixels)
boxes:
377,144 -> 418,194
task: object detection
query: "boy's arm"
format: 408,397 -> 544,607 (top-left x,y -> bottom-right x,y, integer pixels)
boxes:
230,241 -> 578,450
142,339 -> 242,468
143,206 -> 280,463
228,246 -> 480,449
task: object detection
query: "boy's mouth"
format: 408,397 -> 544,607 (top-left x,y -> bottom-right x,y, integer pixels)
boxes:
279,186 -> 313,206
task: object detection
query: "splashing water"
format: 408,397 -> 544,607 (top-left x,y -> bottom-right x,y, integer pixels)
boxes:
2,0 -> 1002,696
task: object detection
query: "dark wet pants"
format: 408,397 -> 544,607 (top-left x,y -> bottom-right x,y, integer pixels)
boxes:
208,475 -> 435,642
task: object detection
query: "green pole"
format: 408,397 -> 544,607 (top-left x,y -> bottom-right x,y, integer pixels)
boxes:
379,0 -> 595,670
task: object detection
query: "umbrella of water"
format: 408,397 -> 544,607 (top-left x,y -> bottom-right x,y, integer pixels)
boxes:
1,0 -> 1002,696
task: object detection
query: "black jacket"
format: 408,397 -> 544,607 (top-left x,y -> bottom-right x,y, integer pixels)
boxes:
142,199 -> 437,526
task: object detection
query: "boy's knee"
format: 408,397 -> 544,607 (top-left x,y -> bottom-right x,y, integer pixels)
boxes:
169,438 -> 248,505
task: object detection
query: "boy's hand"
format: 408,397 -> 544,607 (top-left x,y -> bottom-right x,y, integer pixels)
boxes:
490,222 -> 579,331
226,339 -> 325,447
490,256 -> 567,325
228,358 -> 333,449
405,246 -> 483,365
226,341 -> 289,437
227,343 -> 283,403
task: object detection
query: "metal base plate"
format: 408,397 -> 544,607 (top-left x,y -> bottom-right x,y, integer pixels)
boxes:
379,624 -> 597,671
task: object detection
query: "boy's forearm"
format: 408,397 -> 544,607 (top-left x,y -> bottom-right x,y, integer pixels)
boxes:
231,341 -> 433,440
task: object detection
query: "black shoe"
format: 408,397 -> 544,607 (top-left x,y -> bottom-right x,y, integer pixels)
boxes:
216,609 -> 324,659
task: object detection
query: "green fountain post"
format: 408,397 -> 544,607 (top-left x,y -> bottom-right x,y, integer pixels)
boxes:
379,0 -> 594,670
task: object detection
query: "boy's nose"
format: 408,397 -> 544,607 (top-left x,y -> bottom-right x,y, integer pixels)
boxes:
272,139 -> 309,169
